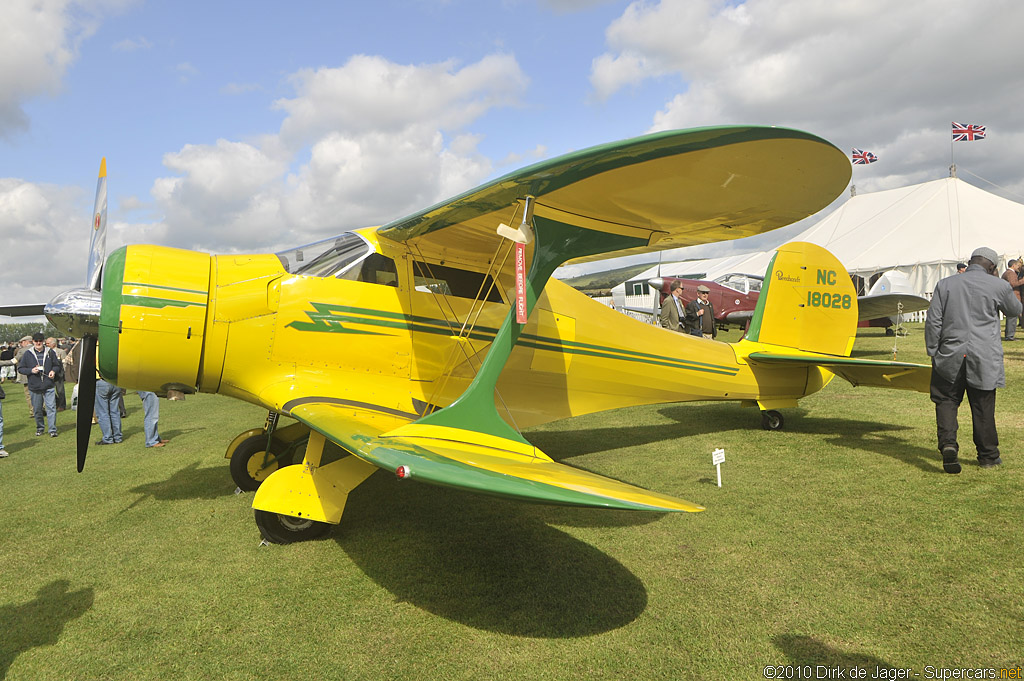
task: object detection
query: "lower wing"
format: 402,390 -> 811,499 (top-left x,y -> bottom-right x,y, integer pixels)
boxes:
288,402 -> 702,513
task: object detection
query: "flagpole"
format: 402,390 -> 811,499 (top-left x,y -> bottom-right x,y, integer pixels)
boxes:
950,121 -> 954,173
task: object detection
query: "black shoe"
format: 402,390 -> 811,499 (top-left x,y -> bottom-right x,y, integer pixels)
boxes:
95,440 -> 113,445
49,432 -> 57,438
942,446 -> 961,474
979,457 -> 1003,469
35,429 -> 43,437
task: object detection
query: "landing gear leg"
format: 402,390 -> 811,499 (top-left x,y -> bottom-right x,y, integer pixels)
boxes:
760,410 -> 784,431
226,412 -> 310,491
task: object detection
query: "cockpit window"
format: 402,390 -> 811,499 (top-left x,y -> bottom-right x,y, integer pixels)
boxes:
715,273 -> 763,294
347,253 -> 398,287
412,261 -> 504,302
276,233 -> 372,278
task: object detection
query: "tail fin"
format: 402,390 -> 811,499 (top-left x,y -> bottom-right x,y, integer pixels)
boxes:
744,242 -> 857,357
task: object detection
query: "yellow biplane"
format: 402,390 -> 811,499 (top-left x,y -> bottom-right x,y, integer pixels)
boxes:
29,125 -> 931,543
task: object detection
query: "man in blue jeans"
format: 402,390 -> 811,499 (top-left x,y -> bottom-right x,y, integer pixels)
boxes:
19,333 -> 58,437
137,391 -> 168,448
94,377 -> 123,445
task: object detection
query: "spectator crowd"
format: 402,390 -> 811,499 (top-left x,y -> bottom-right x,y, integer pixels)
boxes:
0,334 -> 167,459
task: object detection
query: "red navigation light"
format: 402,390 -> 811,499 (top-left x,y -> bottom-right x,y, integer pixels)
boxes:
395,465 -> 411,479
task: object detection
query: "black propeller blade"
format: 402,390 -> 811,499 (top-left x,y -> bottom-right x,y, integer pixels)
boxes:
76,336 -> 97,473
75,159 -> 107,473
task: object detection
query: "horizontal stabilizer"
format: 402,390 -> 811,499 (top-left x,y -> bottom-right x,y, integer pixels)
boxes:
857,293 -> 930,322
748,352 -> 931,393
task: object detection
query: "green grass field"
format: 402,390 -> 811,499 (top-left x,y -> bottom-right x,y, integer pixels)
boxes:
1,324 -> 1022,680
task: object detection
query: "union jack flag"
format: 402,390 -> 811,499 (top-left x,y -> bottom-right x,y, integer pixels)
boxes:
851,148 -> 877,164
952,122 -> 986,141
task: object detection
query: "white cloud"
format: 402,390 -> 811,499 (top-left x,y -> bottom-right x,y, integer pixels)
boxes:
144,139 -> 290,250
174,61 -> 199,84
112,35 -> 151,51
274,54 -> 528,148
0,178 -> 89,302
0,0 -> 138,136
591,0 -> 1024,204
0,0 -> 83,136
146,54 -> 527,253
499,144 -> 548,168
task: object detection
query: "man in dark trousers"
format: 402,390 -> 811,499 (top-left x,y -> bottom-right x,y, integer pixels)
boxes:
684,284 -> 717,339
926,247 -> 1021,473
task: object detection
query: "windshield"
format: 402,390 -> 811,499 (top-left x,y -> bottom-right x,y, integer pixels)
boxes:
715,273 -> 763,293
276,232 -> 371,278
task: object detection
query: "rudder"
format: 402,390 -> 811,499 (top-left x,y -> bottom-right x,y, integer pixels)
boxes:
744,242 -> 857,357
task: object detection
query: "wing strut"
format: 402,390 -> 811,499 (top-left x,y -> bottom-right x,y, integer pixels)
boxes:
385,211 -> 647,449
411,235 -> 517,418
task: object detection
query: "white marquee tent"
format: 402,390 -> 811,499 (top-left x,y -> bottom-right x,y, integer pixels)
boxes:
615,176 -> 1024,299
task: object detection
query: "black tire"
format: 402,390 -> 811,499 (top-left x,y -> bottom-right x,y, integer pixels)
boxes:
254,509 -> 332,544
229,434 -> 288,492
761,410 -> 784,431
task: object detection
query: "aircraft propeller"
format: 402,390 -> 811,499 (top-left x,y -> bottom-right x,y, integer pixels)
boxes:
43,158 -> 107,472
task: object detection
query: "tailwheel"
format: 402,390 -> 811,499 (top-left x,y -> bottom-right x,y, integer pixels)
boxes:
254,509 -> 332,544
230,434 -> 291,492
760,410 -> 784,431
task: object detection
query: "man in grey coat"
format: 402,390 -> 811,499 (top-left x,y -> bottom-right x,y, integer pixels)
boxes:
925,246 -> 1022,473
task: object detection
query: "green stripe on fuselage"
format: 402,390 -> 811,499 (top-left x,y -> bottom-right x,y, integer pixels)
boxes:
289,303 -> 739,376
120,295 -> 206,310
122,281 -> 207,296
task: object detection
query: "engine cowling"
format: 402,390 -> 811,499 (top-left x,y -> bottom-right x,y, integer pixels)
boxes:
98,245 -> 212,393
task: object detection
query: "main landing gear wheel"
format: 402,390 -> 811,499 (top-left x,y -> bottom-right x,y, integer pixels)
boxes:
760,410 -> 784,431
230,435 -> 289,492
254,510 -> 332,544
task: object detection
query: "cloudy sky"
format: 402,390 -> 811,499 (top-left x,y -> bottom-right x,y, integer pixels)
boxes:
2,0 -> 1022,306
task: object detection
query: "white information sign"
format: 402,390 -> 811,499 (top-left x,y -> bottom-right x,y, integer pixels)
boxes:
712,448 -> 725,487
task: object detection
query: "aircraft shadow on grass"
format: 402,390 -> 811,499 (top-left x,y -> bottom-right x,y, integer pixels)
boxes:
530,402 -> 939,474
124,462 -> 235,510
773,634 -> 899,675
0,580 -> 93,680
335,473 -> 650,639
658,404 -> 939,473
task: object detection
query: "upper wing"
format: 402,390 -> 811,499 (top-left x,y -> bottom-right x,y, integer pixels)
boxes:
287,401 -> 702,513
857,293 -> 931,322
377,126 -> 851,264
748,352 -> 931,393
